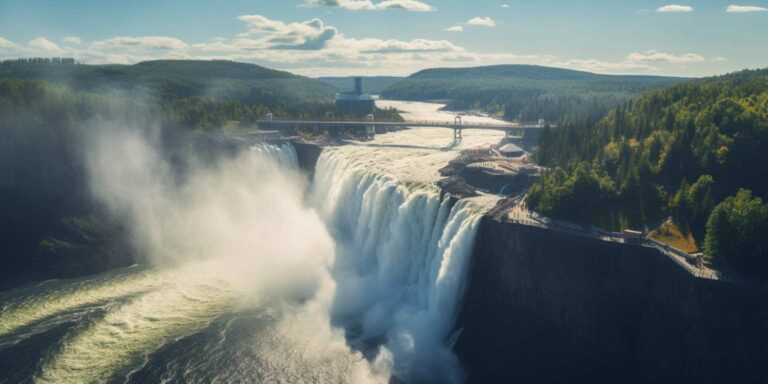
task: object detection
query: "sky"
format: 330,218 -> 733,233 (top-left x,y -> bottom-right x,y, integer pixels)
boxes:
0,0 -> 766,77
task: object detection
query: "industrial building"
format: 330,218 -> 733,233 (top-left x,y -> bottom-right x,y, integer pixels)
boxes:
335,77 -> 377,113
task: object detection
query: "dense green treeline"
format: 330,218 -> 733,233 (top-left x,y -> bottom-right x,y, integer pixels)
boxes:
165,95 -> 399,130
381,64 -> 683,121
0,71 -> 397,197
0,59 -> 337,106
528,68 -> 768,278
0,79 -> 304,131
0,60 -> 405,130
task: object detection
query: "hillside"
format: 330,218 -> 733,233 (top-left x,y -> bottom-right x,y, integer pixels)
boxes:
528,68 -> 768,278
0,59 -> 337,104
382,64 -> 685,121
318,76 -> 402,95
408,65 -> 598,80
0,59 -> 408,130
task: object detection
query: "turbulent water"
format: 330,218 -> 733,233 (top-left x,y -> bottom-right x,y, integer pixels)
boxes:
313,150 -> 482,382
0,102 -> 494,383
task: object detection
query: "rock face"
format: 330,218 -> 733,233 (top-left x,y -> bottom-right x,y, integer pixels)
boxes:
291,140 -> 323,177
0,131 -> 244,290
0,124 -> 132,290
438,155 -> 537,198
454,217 -> 768,383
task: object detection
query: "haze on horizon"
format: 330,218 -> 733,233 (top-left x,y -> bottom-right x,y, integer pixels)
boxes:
0,0 -> 766,77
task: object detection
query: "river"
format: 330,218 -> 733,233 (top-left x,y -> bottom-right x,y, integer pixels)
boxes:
0,101 -> 506,383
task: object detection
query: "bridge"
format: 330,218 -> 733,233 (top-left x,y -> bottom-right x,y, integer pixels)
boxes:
256,113 -> 551,141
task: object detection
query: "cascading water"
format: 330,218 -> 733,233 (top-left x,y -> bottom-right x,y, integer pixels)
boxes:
312,149 -> 482,383
0,114 -> 486,383
251,142 -> 299,169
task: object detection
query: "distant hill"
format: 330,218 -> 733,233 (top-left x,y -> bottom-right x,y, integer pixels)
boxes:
0,59 -> 336,103
409,65 -> 601,81
317,76 -> 403,95
382,64 -> 686,121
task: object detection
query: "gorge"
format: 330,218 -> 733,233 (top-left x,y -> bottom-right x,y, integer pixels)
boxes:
2,100 -> 768,384
0,101 -> 498,383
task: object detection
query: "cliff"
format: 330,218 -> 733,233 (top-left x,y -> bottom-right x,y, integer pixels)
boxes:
0,131 -> 246,290
455,217 -> 768,383
291,140 -> 323,176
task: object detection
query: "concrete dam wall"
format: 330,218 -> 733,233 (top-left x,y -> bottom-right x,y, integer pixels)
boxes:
454,217 -> 768,383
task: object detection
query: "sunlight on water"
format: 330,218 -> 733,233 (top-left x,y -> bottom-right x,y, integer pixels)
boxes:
35,263 -> 235,383
367,100 -> 506,184
0,268 -> 172,339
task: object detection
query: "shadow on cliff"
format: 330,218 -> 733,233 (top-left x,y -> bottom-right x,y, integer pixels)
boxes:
454,217 -> 768,383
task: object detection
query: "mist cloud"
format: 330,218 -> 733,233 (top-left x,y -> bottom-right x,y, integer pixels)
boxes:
70,119 -> 392,382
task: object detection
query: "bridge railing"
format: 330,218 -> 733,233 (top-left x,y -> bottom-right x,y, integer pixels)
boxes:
256,117 -> 393,123
255,118 -> 549,128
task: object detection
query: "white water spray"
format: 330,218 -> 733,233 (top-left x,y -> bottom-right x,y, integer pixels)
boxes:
2,106 -> 485,383
24,128 -> 389,383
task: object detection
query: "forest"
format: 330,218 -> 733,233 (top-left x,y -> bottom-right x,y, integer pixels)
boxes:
0,58 -> 334,104
0,59 -> 399,129
381,64 -> 683,122
528,68 -> 768,278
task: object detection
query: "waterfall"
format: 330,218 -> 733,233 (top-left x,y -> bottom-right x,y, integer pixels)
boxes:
251,143 -> 298,170
0,138 -> 482,384
312,149 -> 482,383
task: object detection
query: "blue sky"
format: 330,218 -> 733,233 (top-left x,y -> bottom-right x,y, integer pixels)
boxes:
0,0 -> 766,77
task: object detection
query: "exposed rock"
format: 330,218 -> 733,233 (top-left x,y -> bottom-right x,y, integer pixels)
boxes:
438,154 -> 536,198
291,140 -> 324,177
454,216 -> 768,383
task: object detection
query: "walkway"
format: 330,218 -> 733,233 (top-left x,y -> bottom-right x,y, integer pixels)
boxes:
500,197 -> 763,288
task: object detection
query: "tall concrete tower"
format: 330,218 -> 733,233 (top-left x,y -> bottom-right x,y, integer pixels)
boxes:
336,77 -> 377,113
354,77 -> 363,96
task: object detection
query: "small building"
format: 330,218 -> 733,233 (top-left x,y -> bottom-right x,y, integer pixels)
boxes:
336,77 -> 378,114
498,142 -> 525,157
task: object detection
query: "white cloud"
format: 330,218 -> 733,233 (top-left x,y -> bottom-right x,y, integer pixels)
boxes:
557,50 -> 707,73
0,36 -> 17,49
445,26 -> 463,32
558,58 -> 656,73
626,50 -> 705,63
656,4 -> 694,12
0,16 -> 721,77
234,15 -> 339,50
726,4 -> 768,12
304,0 -> 434,11
713,56 -> 729,62
466,17 -> 496,27
63,36 -> 82,44
91,36 -> 189,51
28,37 -> 64,53
354,38 -> 461,53
188,15 -> 472,75
500,4 -> 510,8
